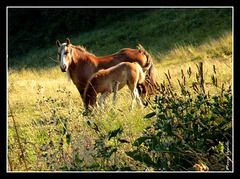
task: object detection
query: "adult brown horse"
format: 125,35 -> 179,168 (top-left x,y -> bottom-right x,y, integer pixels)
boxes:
56,38 -> 158,100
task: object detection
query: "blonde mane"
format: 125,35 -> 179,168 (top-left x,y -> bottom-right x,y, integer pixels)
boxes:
71,45 -> 95,56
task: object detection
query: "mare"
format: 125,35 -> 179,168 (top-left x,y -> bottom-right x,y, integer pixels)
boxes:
83,62 -> 145,112
56,38 -> 158,101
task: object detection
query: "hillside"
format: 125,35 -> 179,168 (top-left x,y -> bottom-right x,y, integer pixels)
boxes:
8,8 -> 232,69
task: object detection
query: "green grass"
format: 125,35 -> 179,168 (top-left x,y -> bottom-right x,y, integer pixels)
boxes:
7,8 -> 232,171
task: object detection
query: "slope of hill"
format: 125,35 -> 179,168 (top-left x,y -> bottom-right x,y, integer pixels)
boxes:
8,8 -> 232,69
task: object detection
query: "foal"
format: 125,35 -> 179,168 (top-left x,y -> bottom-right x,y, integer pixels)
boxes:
83,62 -> 145,112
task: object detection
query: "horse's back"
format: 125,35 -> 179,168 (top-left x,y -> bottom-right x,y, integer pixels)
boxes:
95,48 -> 146,68
117,48 -> 146,65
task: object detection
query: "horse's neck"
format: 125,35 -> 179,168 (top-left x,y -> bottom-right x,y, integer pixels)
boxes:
68,51 -> 95,87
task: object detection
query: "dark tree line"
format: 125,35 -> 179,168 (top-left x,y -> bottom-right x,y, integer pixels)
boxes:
8,8 -> 144,57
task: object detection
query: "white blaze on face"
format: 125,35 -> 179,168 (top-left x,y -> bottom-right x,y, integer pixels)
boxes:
60,50 -> 65,67
60,48 -> 69,71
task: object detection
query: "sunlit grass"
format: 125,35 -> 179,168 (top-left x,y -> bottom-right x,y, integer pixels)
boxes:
7,32 -> 232,171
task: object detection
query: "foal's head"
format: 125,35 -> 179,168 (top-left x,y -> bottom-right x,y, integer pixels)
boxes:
56,38 -> 72,72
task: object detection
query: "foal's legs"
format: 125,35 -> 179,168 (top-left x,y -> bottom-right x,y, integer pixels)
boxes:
133,87 -> 143,108
98,91 -> 110,108
129,85 -> 143,110
112,81 -> 120,107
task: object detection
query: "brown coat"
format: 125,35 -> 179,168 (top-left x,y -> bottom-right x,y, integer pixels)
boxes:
83,62 -> 145,111
56,39 -> 158,100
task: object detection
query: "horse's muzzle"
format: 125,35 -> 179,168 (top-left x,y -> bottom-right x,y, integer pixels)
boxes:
61,68 -> 66,72
60,64 -> 67,72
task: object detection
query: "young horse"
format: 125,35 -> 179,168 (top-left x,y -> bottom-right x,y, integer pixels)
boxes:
83,62 -> 145,112
56,38 -> 158,101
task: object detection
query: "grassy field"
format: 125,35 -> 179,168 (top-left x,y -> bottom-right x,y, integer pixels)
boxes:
7,8 -> 232,171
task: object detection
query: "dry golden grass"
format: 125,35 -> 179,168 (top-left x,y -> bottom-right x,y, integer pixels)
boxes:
7,32 -> 232,171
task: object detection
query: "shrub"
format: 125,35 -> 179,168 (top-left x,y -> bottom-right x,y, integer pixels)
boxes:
126,63 -> 232,171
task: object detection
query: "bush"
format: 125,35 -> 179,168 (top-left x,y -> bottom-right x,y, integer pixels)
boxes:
126,63 -> 232,171
127,88 -> 232,171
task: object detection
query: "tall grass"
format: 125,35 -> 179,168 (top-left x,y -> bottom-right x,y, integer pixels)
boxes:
127,67 -> 232,170
156,32 -> 232,65
7,31 -> 232,171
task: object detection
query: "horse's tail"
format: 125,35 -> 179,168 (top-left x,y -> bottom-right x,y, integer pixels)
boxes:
137,45 -> 160,96
83,78 -> 97,111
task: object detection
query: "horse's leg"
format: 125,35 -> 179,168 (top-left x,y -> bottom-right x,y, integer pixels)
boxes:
130,82 -> 143,110
130,91 -> 135,110
98,91 -> 110,108
127,80 -> 135,110
134,87 -> 143,108
129,86 -> 139,110
112,81 -> 119,107
77,88 -> 84,101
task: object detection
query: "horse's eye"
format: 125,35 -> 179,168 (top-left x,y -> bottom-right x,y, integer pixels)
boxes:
65,51 -> 69,55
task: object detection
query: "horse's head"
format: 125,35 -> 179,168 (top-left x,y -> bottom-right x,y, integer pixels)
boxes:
56,38 -> 72,72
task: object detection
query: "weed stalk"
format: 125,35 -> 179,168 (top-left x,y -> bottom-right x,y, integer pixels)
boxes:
8,100 -> 28,171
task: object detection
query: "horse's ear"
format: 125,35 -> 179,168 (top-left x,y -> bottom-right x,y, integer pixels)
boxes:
66,38 -> 70,47
56,40 -> 61,47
